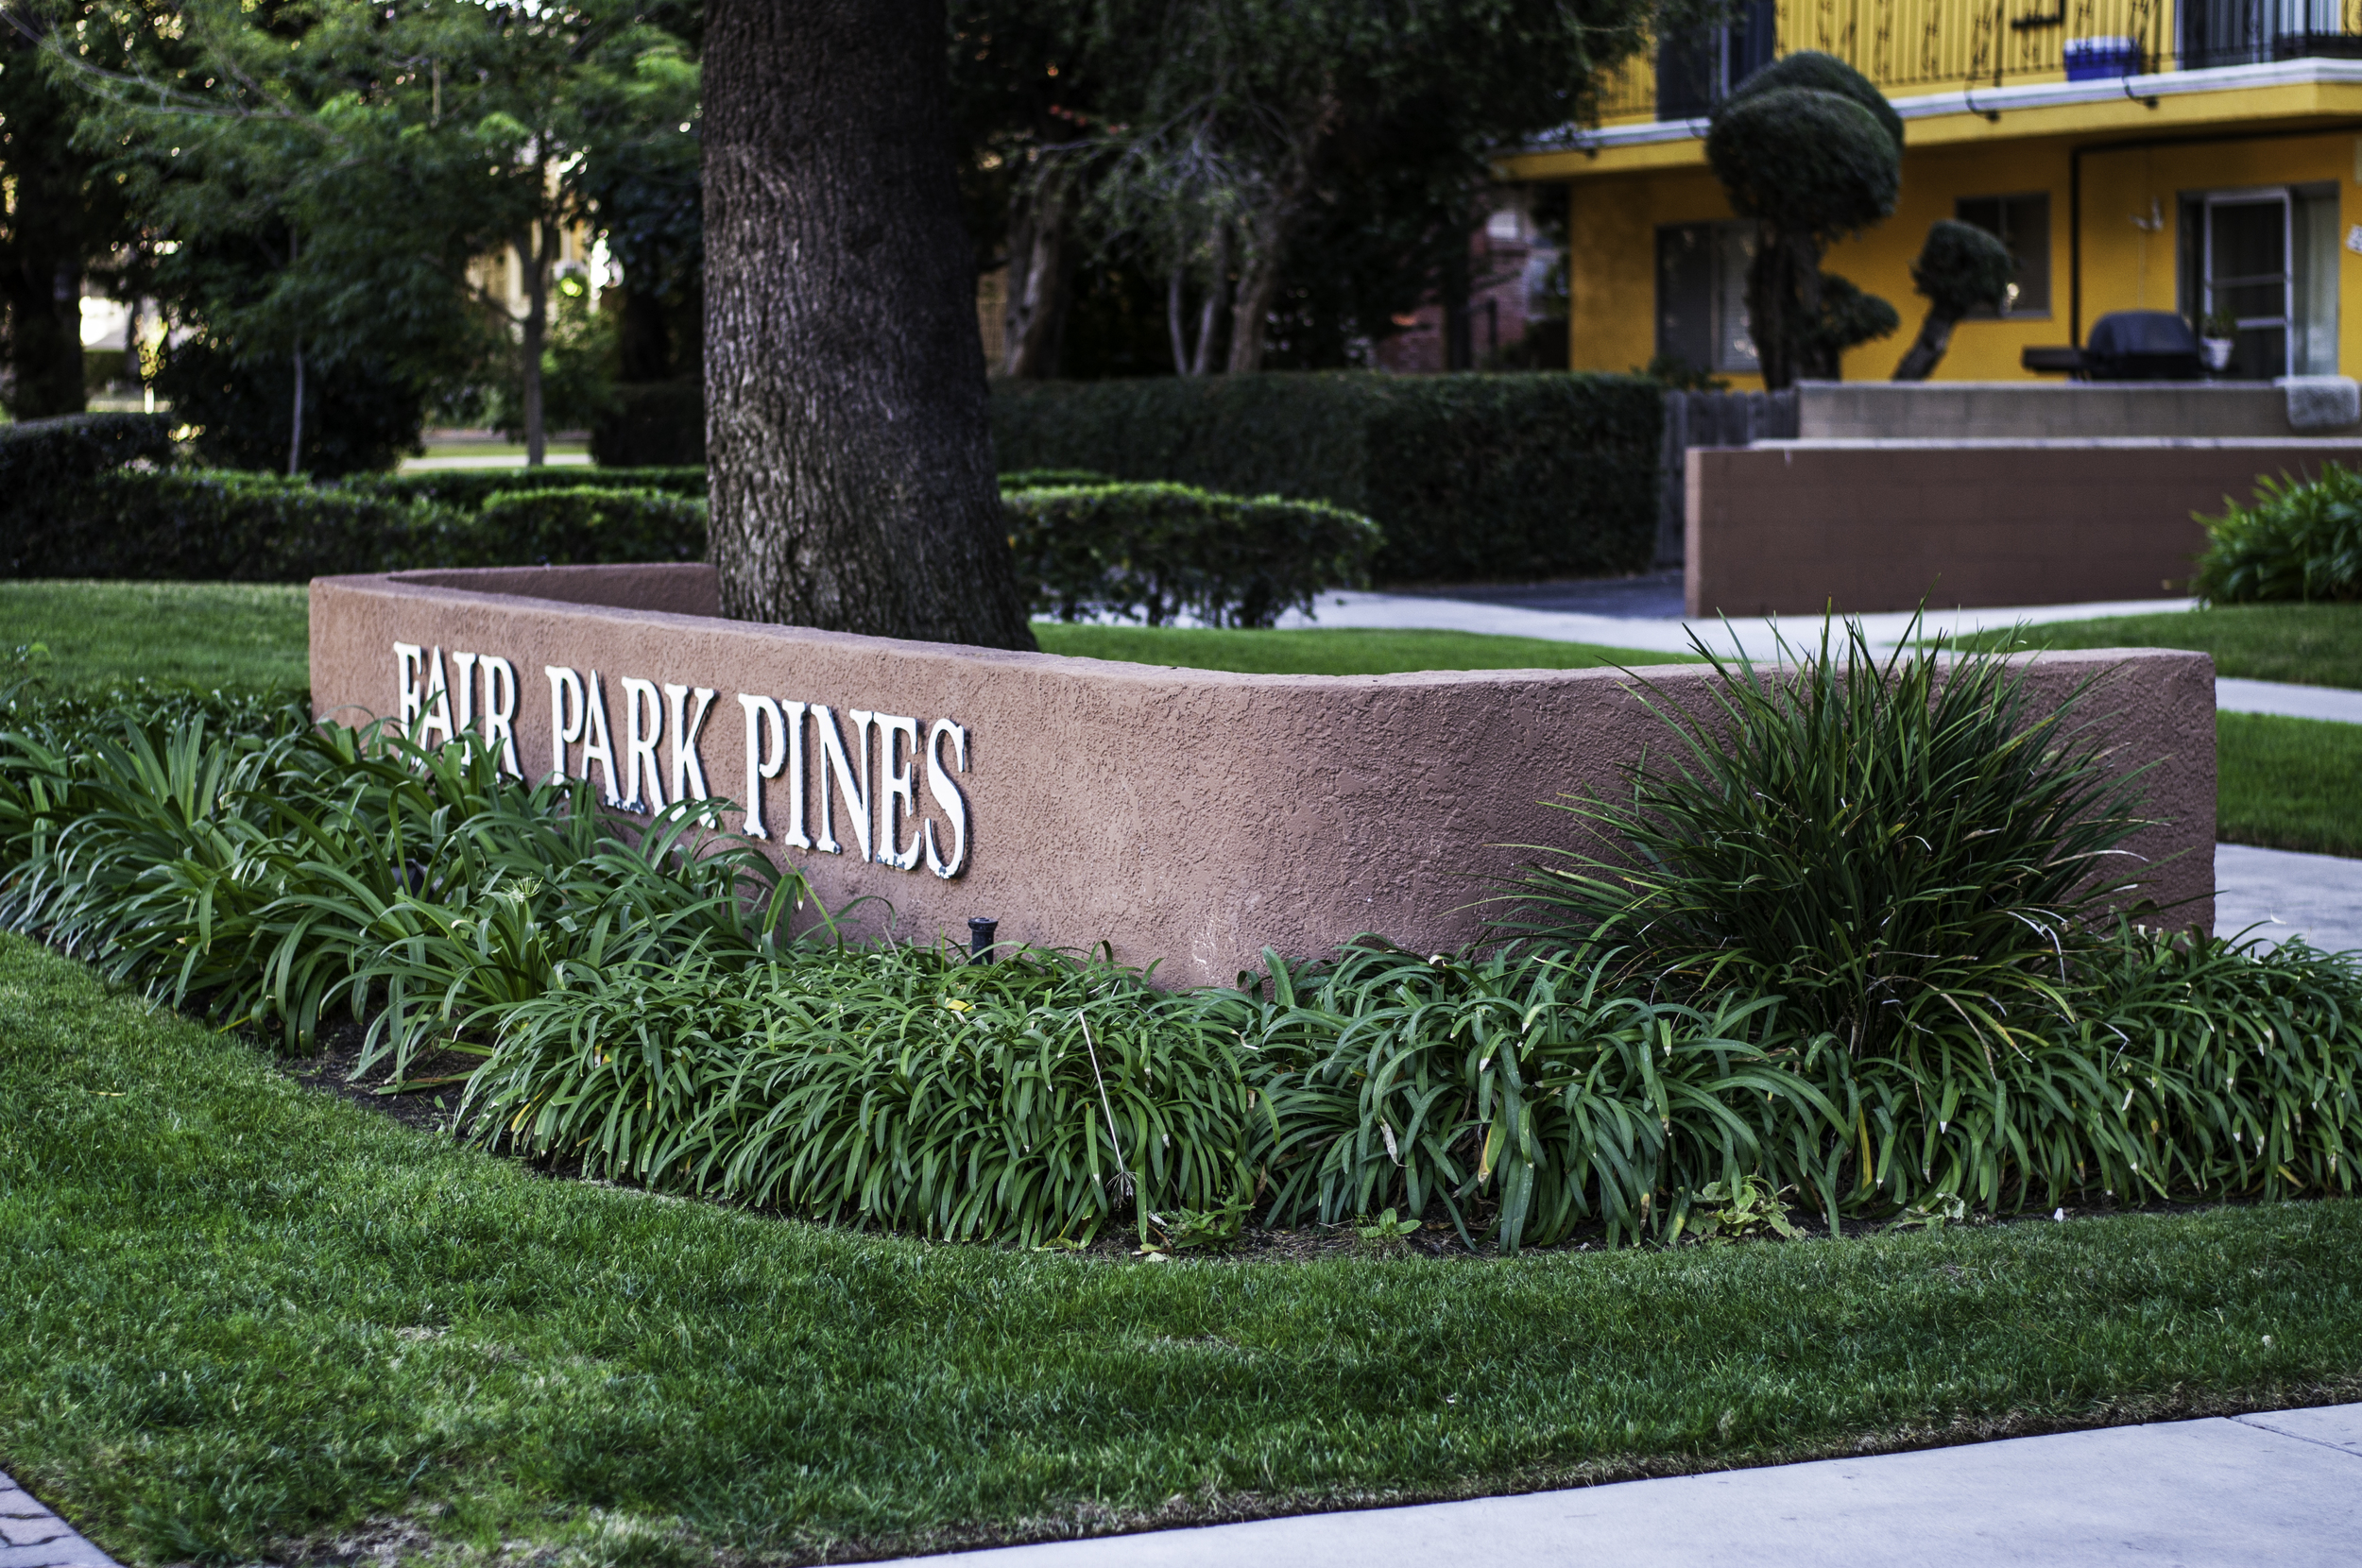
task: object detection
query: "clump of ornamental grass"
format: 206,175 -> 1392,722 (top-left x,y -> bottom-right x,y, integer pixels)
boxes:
1210,940 -> 1838,1250
0,705 -> 808,1068
463,941 -> 1263,1248
1507,615 -> 2161,1063
2193,463 -> 2362,604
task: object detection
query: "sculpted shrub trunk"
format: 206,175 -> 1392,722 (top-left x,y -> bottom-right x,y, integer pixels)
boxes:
703,0 -> 1036,650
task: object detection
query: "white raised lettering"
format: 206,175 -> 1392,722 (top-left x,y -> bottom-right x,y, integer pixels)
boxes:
578,671 -> 620,806
876,714 -> 921,870
924,719 -> 968,879
544,665 -> 585,784
811,705 -> 873,861
419,648 -> 455,748
619,677 -> 665,813
450,651 -> 479,738
395,643 -> 423,729
665,683 -> 717,814
736,694 -> 786,839
480,656 -> 521,775
781,700 -> 811,849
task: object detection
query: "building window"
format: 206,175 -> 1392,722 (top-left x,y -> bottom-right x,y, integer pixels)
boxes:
1954,194 -> 2051,317
1656,221 -> 1757,375
2176,182 -> 2338,378
1655,0 -> 1776,120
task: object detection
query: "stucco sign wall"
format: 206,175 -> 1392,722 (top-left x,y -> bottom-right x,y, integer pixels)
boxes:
311,563 -> 2219,987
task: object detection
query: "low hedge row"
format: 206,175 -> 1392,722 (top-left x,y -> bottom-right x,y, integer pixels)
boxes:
990,372 -> 1664,583
2195,463 -> 2362,603
1010,482 -> 1378,627
0,424 -> 1369,626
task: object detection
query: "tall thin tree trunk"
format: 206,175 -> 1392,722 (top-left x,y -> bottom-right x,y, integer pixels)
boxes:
1167,265 -> 1190,375
704,0 -> 1035,649
1191,223 -> 1228,377
999,179 -> 1070,379
519,217 -> 550,468
1892,306 -> 1960,382
1224,216 -> 1284,375
287,338 -> 305,476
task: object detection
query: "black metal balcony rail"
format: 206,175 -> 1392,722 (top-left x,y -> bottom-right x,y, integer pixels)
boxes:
1594,0 -> 2362,122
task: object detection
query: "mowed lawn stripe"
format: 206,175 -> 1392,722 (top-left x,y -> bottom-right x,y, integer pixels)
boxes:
3,932 -> 2360,1565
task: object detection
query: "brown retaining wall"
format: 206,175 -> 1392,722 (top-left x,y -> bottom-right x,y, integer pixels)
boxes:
1686,437 -> 2362,618
313,564 -> 2217,986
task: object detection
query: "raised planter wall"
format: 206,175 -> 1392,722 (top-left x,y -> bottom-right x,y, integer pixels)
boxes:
1686,437 -> 2362,618
312,564 -> 2217,984
1796,381 -> 2360,440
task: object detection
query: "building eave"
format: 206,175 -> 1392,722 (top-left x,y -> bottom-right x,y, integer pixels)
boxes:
1496,57 -> 2362,180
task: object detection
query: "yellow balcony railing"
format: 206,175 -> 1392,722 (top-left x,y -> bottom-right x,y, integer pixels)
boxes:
1594,0 -> 2362,123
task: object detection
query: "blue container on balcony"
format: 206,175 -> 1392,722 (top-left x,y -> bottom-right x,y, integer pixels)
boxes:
2065,36 -> 2144,79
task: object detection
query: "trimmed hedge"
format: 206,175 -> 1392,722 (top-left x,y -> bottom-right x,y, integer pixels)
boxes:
467,486 -> 707,567
1009,483 -> 1379,627
26,470 -> 444,581
989,372 -> 1663,583
0,414 -> 179,576
336,466 -> 707,513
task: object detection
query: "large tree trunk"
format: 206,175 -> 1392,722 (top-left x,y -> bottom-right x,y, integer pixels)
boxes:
0,34 -> 89,421
1744,227 -> 1824,391
998,177 -> 1070,379
705,0 -> 1035,650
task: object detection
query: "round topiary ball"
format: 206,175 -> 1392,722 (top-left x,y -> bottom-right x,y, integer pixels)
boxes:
1910,219 -> 2015,316
1705,87 -> 1902,242
1725,49 -> 1903,152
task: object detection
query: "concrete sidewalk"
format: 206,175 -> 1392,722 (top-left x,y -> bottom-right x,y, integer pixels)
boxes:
0,1470 -> 113,1568
885,1404 -> 2362,1566
2217,844 -> 2362,953
1278,588 -> 2202,660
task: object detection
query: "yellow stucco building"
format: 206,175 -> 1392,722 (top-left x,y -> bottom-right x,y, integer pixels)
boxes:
1498,2 -> 2362,385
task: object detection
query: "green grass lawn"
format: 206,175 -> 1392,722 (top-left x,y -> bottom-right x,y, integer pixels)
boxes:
4,929 -> 2357,1566
1032,622 -> 1700,675
1,581 -> 309,697
1959,604 -> 2362,858
2218,711 -> 2362,859
1962,603 -> 2362,690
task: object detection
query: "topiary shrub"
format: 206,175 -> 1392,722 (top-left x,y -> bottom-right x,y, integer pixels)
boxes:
1007,482 -> 1380,627
2193,465 -> 2362,604
1892,221 -> 2015,381
463,486 -> 709,568
1706,55 -> 1902,387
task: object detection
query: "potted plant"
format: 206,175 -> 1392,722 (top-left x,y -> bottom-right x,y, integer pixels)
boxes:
2199,310 -> 2237,371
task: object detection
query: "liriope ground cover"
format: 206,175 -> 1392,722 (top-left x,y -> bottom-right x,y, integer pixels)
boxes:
2,618 -> 2359,1254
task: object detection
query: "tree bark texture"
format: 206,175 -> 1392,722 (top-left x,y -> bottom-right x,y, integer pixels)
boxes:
1744,228 -> 1823,391
998,179 -> 1070,379
518,218 -> 552,468
705,0 -> 1034,650
1891,306 -> 1959,382
1225,213 -> 1286,373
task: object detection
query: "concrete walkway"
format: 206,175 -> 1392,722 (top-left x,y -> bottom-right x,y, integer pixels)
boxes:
1278,588 -> 2204,661
885,1404 -> 2362,1566
2217,844 -> 2362,953
0,1471 -> 114,1568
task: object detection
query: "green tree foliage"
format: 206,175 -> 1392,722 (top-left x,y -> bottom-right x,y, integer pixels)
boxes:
1704,52 -> 1901,387
60,0 -> 694,472
1891,218 -> 2013,381
967,0 -> 1667,377
0,7 -> 143,419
